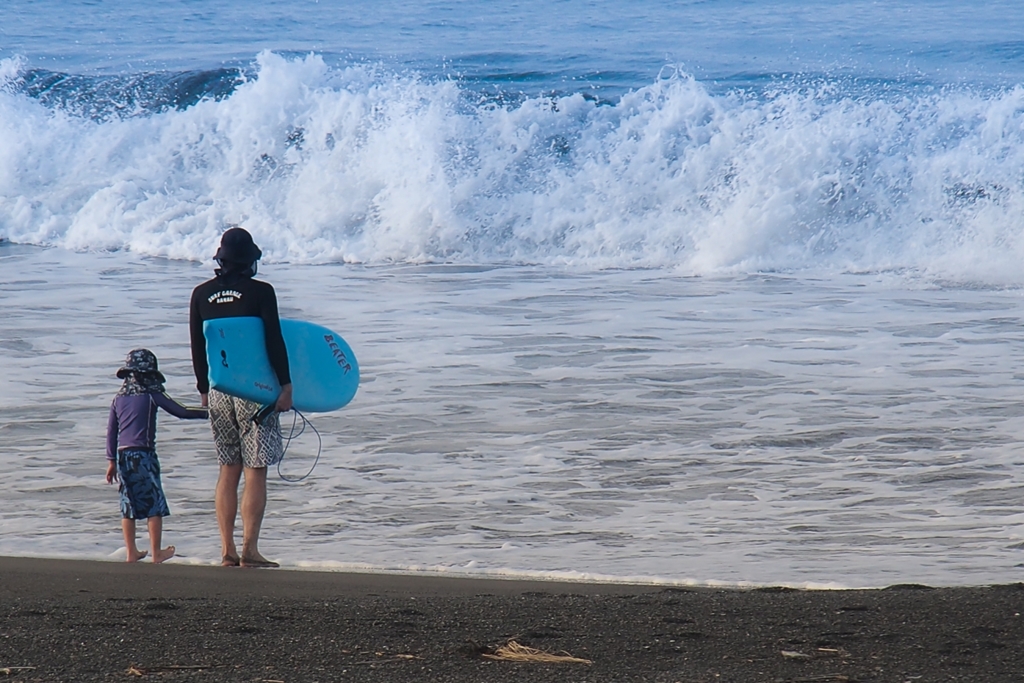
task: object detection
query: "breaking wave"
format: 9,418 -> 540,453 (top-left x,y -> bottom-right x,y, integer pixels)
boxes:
3,51 -> 1024,280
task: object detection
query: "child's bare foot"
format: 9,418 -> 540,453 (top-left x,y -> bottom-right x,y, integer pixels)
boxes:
221,554 -> 240,567
126,549 -> 149,563
152,546 -> 175,564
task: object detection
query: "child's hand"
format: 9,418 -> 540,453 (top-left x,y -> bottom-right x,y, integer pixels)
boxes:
105,461 -> 117,484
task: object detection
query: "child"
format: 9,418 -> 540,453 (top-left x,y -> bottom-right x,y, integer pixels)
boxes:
106,349 -> 208,563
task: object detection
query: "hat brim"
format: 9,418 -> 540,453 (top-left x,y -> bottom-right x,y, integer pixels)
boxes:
117,367 -> 166,382
213,244 -> 263,263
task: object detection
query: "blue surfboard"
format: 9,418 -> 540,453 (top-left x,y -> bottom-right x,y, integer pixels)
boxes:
204,317 -> 359,412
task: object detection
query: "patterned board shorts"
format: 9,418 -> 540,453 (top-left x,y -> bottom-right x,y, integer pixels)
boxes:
208,388 -> 284,468
117,448 -> 171,520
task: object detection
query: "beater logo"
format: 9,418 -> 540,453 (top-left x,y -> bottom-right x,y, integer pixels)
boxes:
323,334 -> 353,373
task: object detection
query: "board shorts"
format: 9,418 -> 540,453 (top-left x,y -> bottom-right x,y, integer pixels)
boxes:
117,448 -> 171,520
208,388 -> 284,468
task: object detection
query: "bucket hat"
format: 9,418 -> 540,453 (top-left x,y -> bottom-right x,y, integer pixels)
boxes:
214,226 -> 263,264
116,348 -> 166,382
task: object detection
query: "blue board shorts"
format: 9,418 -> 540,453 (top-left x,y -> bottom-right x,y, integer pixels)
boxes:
117,447 -> 171,520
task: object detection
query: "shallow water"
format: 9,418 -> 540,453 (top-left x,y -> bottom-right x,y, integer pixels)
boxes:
5,0 -> 1024,588
3,244 -> 1024,587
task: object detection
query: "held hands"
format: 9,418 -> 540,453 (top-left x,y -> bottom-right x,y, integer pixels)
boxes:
105,460 -> 117,484
275,383 -> 294,412
199,387 -> 290,411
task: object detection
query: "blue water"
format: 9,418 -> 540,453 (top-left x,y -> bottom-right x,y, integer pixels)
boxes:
4,1 -> 1024,586
6,1 -> 1024,89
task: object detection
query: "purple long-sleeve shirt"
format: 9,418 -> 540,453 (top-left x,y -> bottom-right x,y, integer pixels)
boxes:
106,392 -> 209,460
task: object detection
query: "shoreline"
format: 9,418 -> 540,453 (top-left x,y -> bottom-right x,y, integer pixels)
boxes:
2,557 -> 1023,682
0,552 -> 890,591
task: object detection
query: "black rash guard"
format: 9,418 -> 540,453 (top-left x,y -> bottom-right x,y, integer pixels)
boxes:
189,273 -> 291,394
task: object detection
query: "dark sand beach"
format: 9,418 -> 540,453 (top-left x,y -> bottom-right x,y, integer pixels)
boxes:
1,557 -> 1023,682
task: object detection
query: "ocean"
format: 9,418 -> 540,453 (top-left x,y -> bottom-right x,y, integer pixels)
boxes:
3,0 -> 1024,588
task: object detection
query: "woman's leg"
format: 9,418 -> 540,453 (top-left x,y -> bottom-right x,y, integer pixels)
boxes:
216,463 -> 243,565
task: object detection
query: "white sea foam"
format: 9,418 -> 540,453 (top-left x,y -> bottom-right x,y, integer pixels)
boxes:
5,53 -> 1024,281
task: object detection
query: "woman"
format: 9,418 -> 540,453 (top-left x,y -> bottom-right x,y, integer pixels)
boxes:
189,226 -> 293,568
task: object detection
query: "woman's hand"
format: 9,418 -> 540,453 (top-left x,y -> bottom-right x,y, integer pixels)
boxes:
275,383 -> 293,412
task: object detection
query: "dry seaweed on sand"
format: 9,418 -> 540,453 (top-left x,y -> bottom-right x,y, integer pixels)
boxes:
481,640 -> 592,664
127,664 -> 216,676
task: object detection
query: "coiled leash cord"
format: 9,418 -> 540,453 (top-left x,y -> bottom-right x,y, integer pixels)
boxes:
278,408 -> 322,482
254,405 -> 323,482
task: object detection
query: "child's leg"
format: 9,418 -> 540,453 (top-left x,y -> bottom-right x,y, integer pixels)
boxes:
147,516 -> 175,564
121,518 -> 148,562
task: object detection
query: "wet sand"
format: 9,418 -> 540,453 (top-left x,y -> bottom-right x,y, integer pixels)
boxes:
1,556 -> 1022,682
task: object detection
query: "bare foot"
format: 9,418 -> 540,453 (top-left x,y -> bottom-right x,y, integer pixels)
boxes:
221,554 -> 240,567
152,546 -> 175,564
240,553 -> 279,568
126,549 -> 149,563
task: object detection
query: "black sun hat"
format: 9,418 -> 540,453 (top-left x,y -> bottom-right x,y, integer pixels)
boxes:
214,226 -> 263,264
116,348 -> 166,382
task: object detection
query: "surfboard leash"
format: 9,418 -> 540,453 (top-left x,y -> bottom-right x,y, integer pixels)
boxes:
275,408 -> 323,483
